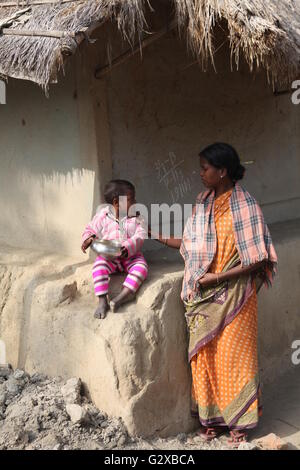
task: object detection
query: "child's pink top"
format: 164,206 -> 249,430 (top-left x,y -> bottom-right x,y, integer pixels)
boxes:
82,206 -> 147,257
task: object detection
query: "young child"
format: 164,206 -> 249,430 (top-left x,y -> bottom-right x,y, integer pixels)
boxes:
81,180 -> 148,319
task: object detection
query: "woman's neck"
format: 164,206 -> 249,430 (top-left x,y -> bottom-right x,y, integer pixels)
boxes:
215,180 -> 234,198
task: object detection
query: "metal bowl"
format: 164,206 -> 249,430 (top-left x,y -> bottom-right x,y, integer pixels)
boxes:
90,239 -> 122,260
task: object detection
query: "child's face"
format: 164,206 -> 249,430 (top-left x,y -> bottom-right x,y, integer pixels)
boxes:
113,191 -> 136,215
126,191 -> 136,209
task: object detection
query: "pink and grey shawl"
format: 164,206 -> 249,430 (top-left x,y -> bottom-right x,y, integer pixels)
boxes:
180,184 -> 278,300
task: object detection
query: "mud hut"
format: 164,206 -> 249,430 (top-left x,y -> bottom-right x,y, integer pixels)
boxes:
0,0 -> 300,437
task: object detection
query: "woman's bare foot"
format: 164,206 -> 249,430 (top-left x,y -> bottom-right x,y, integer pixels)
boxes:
110,287 -> 136,312
227,430 -> 248,448
197,426 -> 225,441
94,295 -> 109,319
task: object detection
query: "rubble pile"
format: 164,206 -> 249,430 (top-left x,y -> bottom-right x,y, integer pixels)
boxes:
0,366 -> 128,450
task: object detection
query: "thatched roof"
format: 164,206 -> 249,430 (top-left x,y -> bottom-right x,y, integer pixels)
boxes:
0,0 -> 299,90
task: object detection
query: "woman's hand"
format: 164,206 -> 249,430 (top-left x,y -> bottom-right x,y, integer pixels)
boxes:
81,236 -> 95,253
198,273 -> 219,288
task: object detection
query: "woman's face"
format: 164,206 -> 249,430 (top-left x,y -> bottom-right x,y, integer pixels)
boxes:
200,156 -> 223,189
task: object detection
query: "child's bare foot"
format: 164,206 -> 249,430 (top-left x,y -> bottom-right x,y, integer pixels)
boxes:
110,287 -> 136,312
94,295 -> 109,319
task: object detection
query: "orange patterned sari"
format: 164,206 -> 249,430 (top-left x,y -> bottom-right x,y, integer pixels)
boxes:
188,189 -> 262,430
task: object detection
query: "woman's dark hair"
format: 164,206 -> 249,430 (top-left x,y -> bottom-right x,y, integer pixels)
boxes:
104,179 -> 135,204
199,143 -> 245,182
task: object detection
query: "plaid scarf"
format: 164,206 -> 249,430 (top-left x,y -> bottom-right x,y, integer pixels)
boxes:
180,184 -> 278,300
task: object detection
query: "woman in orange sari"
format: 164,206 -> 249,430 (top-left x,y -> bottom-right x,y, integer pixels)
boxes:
153,143 -> 277,446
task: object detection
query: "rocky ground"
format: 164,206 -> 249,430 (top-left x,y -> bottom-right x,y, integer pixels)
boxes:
0,366 -> 287,451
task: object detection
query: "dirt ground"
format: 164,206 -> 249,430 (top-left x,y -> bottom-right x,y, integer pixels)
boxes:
0,366 -> 299,451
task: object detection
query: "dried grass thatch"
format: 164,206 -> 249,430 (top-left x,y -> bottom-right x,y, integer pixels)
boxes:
0,0 -> 299,90
0,0 -> 146,88
174,0 -> 300,86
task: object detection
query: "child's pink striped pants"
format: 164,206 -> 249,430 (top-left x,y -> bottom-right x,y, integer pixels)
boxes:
92,254 -> 148,296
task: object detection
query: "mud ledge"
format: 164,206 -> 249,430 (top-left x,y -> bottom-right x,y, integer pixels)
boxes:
0,247 -> 195,437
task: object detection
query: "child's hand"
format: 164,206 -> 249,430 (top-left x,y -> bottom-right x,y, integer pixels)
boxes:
81,236 -> 95,253
120,246 -> 128,259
